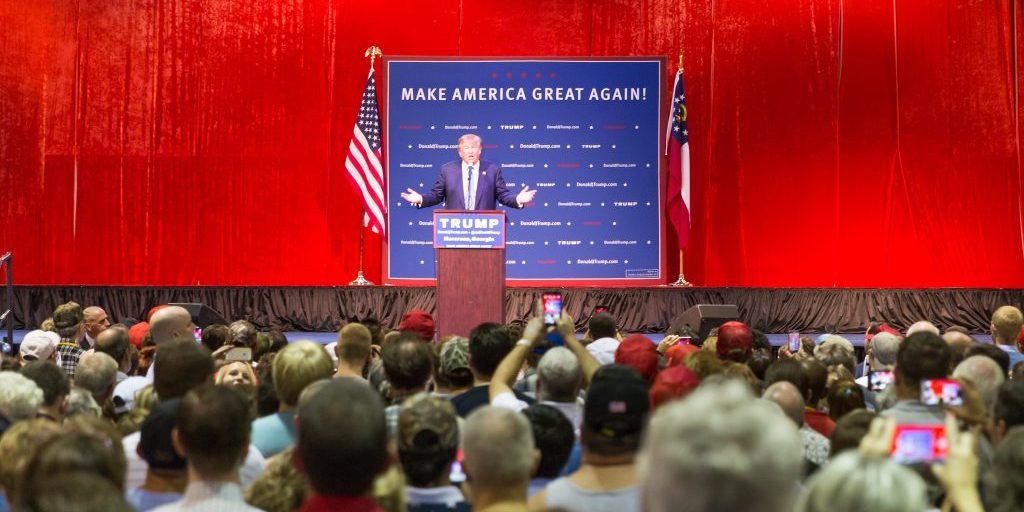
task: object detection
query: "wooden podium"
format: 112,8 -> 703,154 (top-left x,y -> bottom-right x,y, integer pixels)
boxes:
433,210 -> 506,338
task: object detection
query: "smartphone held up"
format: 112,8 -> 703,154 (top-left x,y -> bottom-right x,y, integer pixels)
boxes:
542,291 -> 562,326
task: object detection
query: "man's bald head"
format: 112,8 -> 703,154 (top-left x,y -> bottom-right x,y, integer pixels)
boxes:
95,326 -> 130,368
149,306 -> 194,345
953,355 -> 1005,411
82,307 -> 110,339
943,331 -> 974,368
906,321 -> 940,337
762,381 -> 805,427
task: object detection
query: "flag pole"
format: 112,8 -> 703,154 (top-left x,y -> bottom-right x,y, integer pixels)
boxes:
670,251 -> 691,287
349,208 -> 374,286
349,45 -> 383,287
670,50 -> 692,287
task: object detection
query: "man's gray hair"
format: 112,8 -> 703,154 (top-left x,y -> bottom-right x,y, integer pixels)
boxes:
0,371 -> 44,421
638,379 -> 803,512
953,355 -> 1005,412
537,347 -> 582,402
462,406 -> 534,488
871,332 -> 900,369
75,352 -> 118,397
797,451 -> 926,512
65,386 -> 102,418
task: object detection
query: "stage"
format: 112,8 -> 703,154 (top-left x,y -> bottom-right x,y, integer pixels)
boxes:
6,286 -> 1020,336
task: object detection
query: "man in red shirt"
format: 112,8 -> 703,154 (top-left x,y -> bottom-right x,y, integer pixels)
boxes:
295,379 -> 389,512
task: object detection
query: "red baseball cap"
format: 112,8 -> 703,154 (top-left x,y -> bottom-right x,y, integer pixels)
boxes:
614,334 -> 659,384
716,321 -> 753,361
129,321 -> 150,349
650,365 -> 701,410
664,342 -> 699,367
399,309 -> 435,342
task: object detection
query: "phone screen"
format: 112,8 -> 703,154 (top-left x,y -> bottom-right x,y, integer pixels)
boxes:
787,332 -> 800,352
449,450 -> 466,483
867,370 -> 894,392
225,347 -> 253,362
891,424 -> 948,464
542,292 -> 562,326
921,379 -> 963,406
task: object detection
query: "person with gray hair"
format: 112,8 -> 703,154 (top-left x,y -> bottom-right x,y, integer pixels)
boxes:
855,332 -> 899,391
75,351 -> 119,408
953,355 -> 1005,412
64,386 -> 102,418
0,372 -> 44,432
462,406 -> 536,512
638,379 -> 803,512
533,347 -> 585,433
490,313 -> 598,438
797,450 -> 927,512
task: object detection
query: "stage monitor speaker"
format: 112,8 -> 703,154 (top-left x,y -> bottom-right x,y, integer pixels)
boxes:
668,304 -> 739,341
169,303 -> 228,328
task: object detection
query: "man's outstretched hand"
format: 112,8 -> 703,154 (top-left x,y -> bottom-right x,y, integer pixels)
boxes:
516,186 -> 537,206
400,188 -> 422,205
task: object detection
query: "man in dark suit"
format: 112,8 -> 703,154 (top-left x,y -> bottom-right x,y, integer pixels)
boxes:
401,133 -> 537,209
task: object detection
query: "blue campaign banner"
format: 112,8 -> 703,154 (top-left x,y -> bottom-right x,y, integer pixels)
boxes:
383,58 -> 664,283
434,211 -> 506,249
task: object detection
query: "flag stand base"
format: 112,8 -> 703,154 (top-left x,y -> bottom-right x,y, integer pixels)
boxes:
669,274 -> 692,287
348,271 -> 375,286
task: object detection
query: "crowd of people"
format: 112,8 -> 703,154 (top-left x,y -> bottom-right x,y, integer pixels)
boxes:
1,299 -> 1024,512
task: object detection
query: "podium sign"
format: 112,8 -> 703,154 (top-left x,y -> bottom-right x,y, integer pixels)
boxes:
433,211 -> 506,249
434,210 -> 506,338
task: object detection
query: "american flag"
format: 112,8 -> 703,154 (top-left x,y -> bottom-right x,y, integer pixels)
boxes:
344,69 -> 386,234
665,69 -> 690,249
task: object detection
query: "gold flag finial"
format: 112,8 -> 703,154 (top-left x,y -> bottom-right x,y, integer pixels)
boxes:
678,50 -> 684,72
365,46 -> 382,69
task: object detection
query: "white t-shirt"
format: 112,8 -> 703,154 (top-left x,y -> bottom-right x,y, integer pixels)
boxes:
123,432 -> 267,490
586,337 -> 620,366
492,391 -> 583,437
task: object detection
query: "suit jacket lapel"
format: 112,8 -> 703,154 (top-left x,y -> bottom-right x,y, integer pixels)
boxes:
452,164 -> 466,209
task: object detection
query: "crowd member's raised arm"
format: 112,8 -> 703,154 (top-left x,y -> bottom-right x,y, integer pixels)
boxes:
489,315 -> 545,405
932,414 -> 984,512
555,312 -> 600,388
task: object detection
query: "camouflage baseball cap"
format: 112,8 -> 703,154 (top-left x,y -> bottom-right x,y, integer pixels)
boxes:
397,393 -> 458,452
52,301 -> 84,329
440,336 -> 470,374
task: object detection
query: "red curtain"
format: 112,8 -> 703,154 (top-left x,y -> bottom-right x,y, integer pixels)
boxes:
1,0 -> 1021,287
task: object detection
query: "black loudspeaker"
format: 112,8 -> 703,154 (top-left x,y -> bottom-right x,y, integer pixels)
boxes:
668,304 -> 739,341
169,303 -> 228,328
